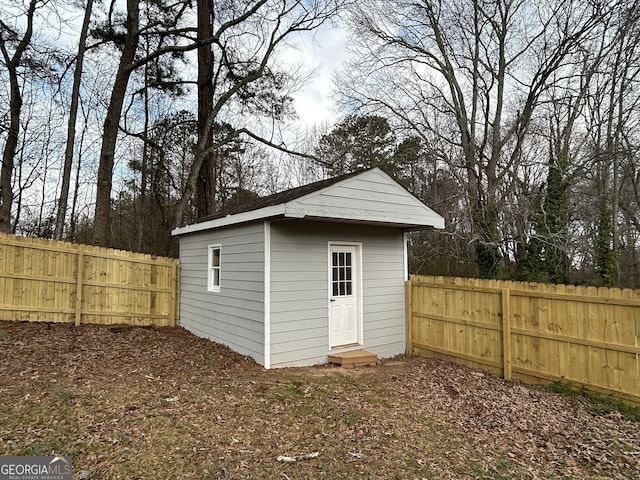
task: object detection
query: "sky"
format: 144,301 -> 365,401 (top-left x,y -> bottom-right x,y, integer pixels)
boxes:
2,0 -> 348,128
0,0 -> 350,213
290,24 -> 349,127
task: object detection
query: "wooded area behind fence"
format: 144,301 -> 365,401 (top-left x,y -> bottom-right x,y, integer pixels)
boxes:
0,233 -> 180,327
407,275 -> 640,405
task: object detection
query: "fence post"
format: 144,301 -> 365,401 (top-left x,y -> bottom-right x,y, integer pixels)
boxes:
75,249 -> 84,326
501,288 -> 512,380
406,278 -> 413,354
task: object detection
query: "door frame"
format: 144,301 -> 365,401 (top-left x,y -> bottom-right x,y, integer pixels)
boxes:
327,241 -> 363,349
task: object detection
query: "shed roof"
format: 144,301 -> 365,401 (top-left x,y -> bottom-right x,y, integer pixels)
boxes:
171,167 -> 444,236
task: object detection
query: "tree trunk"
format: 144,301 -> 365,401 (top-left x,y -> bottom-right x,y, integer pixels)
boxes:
0,0 -> 38,233
0,74 -> 21,233
54,0 -> 94,240
93,0 -> 139,246
196,0 -> 216,217
138,58 -> 150,252
69,121 -> 87,240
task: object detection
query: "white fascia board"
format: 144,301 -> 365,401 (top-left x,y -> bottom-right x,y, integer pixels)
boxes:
171,201 -> 444,236
171,205 -> 286,236
284,203 -> 444,229
421,214 -> 445,229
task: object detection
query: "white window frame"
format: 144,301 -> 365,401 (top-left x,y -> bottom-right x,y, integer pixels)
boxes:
207,244 -> 221,292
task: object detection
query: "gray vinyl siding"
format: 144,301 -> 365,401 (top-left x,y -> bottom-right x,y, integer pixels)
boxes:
179,222 -> 265,364
269,220 -> 406,367
286,169 -> 442,226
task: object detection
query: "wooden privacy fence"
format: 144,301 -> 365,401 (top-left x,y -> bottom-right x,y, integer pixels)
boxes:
0,233 -> 180,327
407,275 -> 640,405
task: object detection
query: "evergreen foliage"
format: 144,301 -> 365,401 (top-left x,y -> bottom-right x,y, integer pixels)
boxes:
518,152 -> 570,284
316,115 -> 398,176
595,187 -> 620,287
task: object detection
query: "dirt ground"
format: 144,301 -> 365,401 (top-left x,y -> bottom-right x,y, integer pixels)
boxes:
0,321 -> 638,479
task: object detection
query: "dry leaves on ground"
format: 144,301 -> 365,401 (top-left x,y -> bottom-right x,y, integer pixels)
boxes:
0,321 -> 638,479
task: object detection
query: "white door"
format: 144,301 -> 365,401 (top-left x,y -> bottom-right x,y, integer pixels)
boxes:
329,244 -> 360,347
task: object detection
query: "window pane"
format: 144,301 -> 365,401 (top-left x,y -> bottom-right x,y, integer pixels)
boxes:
333,282 -> 338,296
339,252 -> 345,266
332,267 -> 339,282
339,267 -> 345,281
346,283 -> 352,296
339,282 -> 345,296
332,252 -> 338,266
211,248 -> 220,267
346,268 -> 352,281
213,268 -> 220,286
345,253 -> 351,266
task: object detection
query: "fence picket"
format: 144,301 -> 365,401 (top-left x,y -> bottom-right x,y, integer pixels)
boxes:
408,275 -> 640,405
0,233 -> 179,327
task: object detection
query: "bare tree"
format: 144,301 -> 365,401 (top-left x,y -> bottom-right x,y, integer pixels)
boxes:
173,0 -> 340,227
517,11 -> 618,284
92,0 -> 191,246
583,2 -> 640,286
54,0 -> 94,240
0,0 -> 40,233
91,0 -> 337,245
338,0 -> 609,278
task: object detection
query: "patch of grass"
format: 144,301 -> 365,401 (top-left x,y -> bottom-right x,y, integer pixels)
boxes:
23,436 -> 72,457
468,459 -> 515,479
343,409 -> 361,427
203,354 -> 218,364
545,381 -> 640,421
57,386 -> 75,404
403,456 -> 435,478
111,431 -> 130,447
0,328 -> 7,340
287,378 -> 304,395
493,459 -> 515,479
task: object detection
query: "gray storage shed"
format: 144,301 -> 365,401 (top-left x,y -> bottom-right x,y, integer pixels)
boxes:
171,168 -> 444,368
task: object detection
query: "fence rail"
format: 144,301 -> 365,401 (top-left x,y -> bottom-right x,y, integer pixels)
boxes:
407,275 -> 640,405
0,233 -> 180,327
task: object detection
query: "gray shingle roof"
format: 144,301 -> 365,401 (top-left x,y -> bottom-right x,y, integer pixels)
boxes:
192,169 -> 365,225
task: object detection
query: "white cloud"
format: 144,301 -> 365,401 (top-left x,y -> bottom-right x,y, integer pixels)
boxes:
289,23 -> 348,127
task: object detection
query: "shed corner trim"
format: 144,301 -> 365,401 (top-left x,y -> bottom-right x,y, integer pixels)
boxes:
263,220 -> 272,369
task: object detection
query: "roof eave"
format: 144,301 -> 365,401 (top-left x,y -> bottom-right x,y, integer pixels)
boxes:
171,209 -> 444,237
171,204 -> 286,236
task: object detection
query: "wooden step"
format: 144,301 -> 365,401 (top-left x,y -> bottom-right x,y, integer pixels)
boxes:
328,349 -> 377,368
